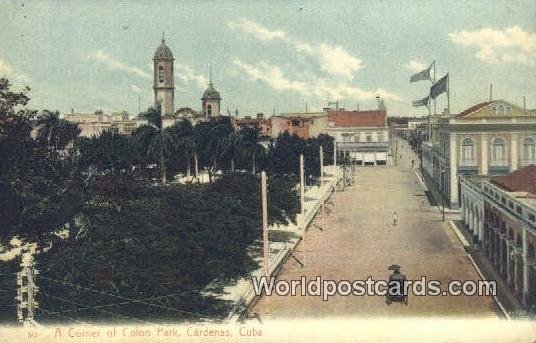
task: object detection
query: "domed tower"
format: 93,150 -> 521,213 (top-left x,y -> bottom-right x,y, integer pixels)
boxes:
201,70 -> 221,118
153,37 -> 174,117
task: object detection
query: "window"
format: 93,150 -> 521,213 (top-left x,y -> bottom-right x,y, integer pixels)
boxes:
461,138 -> 475,162
529,213 -> 536,222
366,135 -> 372,142
497,105 -> 504,115
158,65 -> 164,83
378,133 -> 383,142
516,206 -> 522,215
207,104 -> 212,116
491,138 -> 507,165
523,137 -> 536,164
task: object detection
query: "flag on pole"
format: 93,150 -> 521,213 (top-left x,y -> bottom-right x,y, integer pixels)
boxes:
412,96 -> 429,107
430,73 -> 449,99
410,62 -> 434,82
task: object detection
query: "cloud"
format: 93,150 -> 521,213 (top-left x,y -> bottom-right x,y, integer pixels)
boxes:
314,43 -> 362,79
88,50 -> 151,79
227,18 -> 287,41
233,60 -> 308,95
175,63 -> 208,89
449,26 -> 536,65
405,59 -> 427,72
233,59 -> 400,102
228,18 -> 362,79
0,58 -> 30,83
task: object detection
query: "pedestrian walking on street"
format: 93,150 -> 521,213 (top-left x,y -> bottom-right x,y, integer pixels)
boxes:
392,211 -> 398,226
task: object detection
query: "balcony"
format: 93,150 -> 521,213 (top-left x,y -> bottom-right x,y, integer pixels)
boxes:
459,159 -> 477,167
336,141 -> 389,152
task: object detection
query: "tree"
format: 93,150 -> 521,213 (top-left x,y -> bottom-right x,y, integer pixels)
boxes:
195,117 -> 234,182
0,78 -> 83,241
76,131 -> 135,178
269,132 -> 303,176
168,119 -> 197,177
36,110 -> 80,151
238,126 -> 261,174
133,104 -> 174,184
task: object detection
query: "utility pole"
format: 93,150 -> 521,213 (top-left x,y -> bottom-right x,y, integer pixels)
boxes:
261,171 -> 270,279
489,84 -> 493,102
333,141 -> 337,166
300,154 -> 305,224
320,145 -> 324,186
16,252 -> 39,325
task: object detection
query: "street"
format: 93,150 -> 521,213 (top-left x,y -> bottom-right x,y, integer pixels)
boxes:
251,140 -> 497,318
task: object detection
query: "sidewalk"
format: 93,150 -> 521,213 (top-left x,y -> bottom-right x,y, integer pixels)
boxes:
202,166 -> 342,321
449,220 -> 526,318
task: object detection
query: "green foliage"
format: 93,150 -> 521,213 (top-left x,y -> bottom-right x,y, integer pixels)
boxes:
33,173 -> 298,321
194,117 -> 235,181
36,110 -> 80,150
264,131 -> 333,179
0,78 -> 82,240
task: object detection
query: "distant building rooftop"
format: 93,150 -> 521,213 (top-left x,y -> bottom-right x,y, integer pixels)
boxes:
491,165 -> 536,196
328,110 -> 386,128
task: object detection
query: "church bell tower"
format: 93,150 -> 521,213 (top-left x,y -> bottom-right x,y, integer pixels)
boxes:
153,36 -> 174,116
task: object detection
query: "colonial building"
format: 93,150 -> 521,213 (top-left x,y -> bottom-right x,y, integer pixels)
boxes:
233,113 -> 272,137
326,110 -> 389,165
65,110 -> 138,137
460,165 -> 536,308
201,79 -> 221,117
422,100 -> 536,208
153,38 -> 175,117
270,113 -> 327,139
152,39 -> 224,126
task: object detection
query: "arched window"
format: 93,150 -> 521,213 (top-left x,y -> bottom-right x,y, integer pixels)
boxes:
523,137 -> 535,164
491,138 -> 507,165
158,65 -> 164,83
207,104 -> 212,116
461,138 -> 475,163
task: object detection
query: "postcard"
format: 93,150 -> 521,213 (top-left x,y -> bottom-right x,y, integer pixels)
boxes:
1,1 -> 535,342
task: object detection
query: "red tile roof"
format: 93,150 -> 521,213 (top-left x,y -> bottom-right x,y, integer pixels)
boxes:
491,165 -> 536,195
328,110 -> 386,128
455,102 -> 491,118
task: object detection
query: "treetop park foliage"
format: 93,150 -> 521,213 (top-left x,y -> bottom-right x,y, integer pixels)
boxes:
0,77 -> 332,323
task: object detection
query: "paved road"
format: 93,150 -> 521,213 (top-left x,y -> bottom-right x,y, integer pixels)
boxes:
251,139 -> 497,318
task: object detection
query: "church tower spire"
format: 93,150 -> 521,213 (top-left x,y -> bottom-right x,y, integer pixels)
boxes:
201,66 -> 222,118
153,36 -> 174,117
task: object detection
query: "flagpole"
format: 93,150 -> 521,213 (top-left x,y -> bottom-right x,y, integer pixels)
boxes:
433,61 -> 437,115
427,100 -> 431,142
447,73 -> 450,115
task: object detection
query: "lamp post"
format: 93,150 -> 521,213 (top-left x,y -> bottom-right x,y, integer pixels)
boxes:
440,168 -> 446,221
320,145 -> 324,186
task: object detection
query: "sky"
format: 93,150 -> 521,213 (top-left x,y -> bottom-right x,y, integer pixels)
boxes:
0,0 -> 535,117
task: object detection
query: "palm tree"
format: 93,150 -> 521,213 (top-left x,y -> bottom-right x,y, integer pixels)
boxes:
168,119 -> 196,178
133,104 -> 173,184
239,126 -> 261,174
195,118 -> 234,182
36,110 -> 80,150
